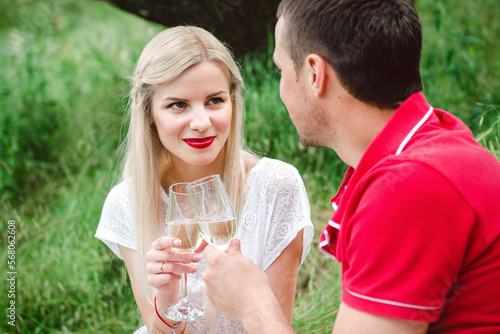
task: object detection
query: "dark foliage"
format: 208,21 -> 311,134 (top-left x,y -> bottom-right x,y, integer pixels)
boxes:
103,0 -> 281,57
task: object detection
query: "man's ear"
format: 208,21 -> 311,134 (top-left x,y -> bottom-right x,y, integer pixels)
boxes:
306,54 -> 327,98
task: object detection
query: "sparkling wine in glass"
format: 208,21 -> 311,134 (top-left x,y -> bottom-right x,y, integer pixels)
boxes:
163,182 -> 204,322
187,175 -> 237,251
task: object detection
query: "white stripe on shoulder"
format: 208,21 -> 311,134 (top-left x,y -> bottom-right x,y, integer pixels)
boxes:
322,229 -> 330,242
396,106 -> 433,156
319,240 -> 330,248
328,220 -> 340,230
332,202 -> 339,211
345,288 -> 442,310
319,247 -> 338,260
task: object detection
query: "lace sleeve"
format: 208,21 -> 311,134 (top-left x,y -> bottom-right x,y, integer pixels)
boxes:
240,159 -> 314,271
263,161 -> 314,270
95,181 -> 136,259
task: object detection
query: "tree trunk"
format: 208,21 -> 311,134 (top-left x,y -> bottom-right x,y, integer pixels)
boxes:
103,0 -> 281,57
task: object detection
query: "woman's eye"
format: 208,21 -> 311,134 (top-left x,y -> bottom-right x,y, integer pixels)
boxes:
167,102 -> 187,109
208,97 -> 224,105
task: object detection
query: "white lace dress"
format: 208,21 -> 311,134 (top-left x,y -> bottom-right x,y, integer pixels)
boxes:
95,158 -> 314,333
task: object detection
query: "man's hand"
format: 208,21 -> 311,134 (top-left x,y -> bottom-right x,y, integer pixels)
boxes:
203,239 -> 270,323
203,239 -> 295,333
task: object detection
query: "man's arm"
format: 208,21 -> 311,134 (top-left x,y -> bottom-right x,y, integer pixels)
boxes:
332,303 -> 429,334
204,240 -> 429,334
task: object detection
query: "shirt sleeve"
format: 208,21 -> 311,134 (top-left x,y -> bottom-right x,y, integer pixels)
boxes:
95,181 -> 137,259
259,160 -> 314,271
341,162 -> 475,322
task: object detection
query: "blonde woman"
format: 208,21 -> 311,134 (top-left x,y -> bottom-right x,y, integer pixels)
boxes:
95,26 -> 313,333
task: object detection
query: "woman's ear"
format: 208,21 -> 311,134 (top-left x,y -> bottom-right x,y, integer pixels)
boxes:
306,54 -> 327,98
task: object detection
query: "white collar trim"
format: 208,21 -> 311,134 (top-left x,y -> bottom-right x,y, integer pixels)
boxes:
395,106 -> 434,156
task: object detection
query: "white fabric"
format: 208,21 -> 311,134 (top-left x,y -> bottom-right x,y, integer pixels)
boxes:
95,157 -> 314,333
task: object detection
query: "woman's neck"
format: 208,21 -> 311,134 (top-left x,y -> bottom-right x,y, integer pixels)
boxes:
161,159 -> 225,191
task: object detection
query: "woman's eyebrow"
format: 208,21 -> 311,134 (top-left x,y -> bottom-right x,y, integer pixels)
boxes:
161,97 -> 189,102
206,90 -> 229,98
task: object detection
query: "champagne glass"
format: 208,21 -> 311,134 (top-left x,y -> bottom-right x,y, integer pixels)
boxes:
163,182 -> 204,321
187,175 -> 237,251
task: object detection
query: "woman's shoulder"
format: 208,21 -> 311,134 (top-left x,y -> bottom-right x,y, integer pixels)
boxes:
247,157 -> 303,188
104,180 -> 132,207
252,157 -> 300,175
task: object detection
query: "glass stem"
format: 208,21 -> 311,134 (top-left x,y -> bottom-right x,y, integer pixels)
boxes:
179,273 -> 188,312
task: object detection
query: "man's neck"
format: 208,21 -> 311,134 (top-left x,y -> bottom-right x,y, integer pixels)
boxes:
333,100 -> 395,169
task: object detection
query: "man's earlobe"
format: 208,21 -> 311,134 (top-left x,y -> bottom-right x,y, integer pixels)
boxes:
307,54 -> 327,98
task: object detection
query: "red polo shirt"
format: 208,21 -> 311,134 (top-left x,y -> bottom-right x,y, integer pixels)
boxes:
320,92 -> 500,332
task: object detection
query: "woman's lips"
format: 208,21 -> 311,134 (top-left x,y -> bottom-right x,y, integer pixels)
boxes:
183,136 -> 216,149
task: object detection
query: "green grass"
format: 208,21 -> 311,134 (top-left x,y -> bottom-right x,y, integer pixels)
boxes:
1,0 -> 499,333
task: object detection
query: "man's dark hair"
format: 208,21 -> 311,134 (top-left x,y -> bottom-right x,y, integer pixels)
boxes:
277,0 -> 423,109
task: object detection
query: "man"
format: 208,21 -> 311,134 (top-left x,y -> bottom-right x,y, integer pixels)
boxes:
202,0 -> 500,333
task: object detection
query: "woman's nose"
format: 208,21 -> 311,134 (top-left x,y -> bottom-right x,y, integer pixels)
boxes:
189,105 -> 211,132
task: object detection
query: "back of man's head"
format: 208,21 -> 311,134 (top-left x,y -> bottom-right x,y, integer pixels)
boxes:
277,0 -> 423,109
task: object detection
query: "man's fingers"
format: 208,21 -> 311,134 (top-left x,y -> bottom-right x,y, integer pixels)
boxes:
203,245 -> 219,261
204,239 -> 243,267
226,238 -> 241,255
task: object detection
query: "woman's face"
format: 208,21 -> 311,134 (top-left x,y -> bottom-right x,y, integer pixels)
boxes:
151,60 -> 233,171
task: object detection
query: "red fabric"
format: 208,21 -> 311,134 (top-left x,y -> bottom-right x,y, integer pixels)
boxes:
320,92 -> 500,332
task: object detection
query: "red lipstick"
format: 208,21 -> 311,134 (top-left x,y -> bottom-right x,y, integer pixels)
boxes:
183,136 -> 216,149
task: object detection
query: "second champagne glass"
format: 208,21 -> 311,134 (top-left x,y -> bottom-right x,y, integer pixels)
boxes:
187,175 -> 237,251
163,182 -> 204,322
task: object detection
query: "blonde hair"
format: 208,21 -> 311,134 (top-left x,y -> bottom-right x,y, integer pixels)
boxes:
122,26 -> 251,304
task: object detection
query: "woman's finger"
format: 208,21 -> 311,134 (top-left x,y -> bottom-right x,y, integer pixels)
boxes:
152,236 -> 181,250
194,239 -> 209,254
147,237 -> 202,263
147,260 -> 198,275
147,270 -> 181,288
146,247 -> 202,264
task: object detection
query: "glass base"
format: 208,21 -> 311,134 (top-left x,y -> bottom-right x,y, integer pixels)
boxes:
163,302 -> 204,322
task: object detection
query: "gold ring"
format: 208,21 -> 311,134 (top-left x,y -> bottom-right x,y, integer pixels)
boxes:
160,260 -> 167,274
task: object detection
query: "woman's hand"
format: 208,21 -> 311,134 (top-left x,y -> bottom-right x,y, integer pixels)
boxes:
146,236 -> 201,301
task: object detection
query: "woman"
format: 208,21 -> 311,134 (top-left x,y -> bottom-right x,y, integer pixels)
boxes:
95,26 -> 313,333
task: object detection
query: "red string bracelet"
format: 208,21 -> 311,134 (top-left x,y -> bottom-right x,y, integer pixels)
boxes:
154,296 -> 182,329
